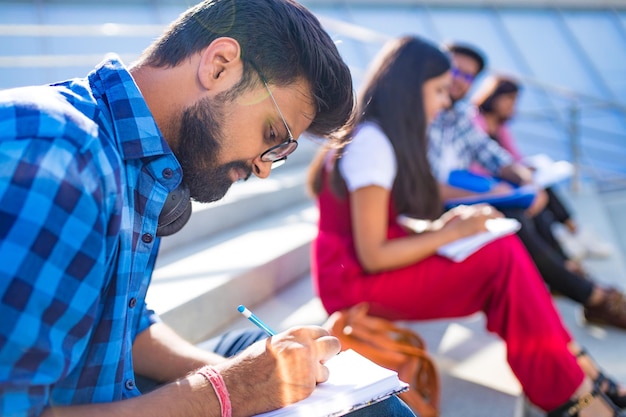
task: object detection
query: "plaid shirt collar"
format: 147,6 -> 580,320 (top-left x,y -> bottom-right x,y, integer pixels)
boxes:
89,56 -> 172,161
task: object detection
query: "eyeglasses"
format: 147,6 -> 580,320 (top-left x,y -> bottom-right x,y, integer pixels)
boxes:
451,67 -> 476,84
259,79 -> 299,169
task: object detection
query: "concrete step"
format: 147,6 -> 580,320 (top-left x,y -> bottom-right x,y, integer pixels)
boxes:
555,183 -> 626,289
551,183 -> 626,386
387,312 -> 525,417
148,200 -> 318,343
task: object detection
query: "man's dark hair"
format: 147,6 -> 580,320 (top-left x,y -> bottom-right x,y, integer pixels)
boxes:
445,42 -> 487,75
141,0 -> 354,138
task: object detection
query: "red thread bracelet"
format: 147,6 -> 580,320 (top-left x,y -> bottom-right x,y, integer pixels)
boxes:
197,365 -> 232,417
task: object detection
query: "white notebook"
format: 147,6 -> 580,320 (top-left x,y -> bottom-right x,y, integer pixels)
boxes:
397,215 -> 521,262
523,153 -> 574,187
253,349 -> 409,417
436,218 -> 521,262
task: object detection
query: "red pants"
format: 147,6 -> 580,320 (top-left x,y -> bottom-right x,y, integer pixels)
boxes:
315,235 -> 584,411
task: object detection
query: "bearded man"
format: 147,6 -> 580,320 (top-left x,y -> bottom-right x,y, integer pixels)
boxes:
0,1 -> 416,416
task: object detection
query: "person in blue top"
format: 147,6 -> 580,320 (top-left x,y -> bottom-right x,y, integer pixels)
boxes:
0,1 -> 416,416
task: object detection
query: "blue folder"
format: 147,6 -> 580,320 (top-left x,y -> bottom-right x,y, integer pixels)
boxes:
445,170 -> 536,210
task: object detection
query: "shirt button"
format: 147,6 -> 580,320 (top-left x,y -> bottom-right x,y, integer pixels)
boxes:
128,297 -> 137,308
163,168 -> 173,179
125,379 -> 135,390
142,233 -> 153,243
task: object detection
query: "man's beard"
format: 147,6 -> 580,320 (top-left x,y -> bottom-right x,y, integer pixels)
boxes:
174,94 -> 252,204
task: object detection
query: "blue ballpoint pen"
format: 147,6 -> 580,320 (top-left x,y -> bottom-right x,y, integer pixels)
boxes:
237,305 -> 276,336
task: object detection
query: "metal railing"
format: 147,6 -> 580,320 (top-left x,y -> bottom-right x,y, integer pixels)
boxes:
512,74 -> 626,193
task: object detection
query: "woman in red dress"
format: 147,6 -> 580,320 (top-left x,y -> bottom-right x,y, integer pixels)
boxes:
308,35 -> 625,416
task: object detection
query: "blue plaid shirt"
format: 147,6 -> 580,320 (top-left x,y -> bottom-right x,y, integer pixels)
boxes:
0,56 -> 182,416
428,102 -> 513,182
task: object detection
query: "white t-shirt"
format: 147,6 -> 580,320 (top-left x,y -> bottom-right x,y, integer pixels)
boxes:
339,122 -> 397,192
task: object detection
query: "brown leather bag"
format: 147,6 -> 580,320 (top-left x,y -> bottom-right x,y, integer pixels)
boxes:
324,303 -> 440,417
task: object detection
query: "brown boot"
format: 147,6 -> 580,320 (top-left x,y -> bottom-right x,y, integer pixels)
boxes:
584,288 -> 626,330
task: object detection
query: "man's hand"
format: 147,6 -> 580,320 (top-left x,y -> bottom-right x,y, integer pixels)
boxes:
40,328 -> 339,417
217,325 -> 340,417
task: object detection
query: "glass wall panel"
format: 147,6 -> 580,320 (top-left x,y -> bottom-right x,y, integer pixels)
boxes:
498,9 -> 603,97
341,5 -> 437,41
427,9 -> 550,114
617,12 -> 626,36
510,120 -> 571,160
308,6 -> 375,75
428,8 -> 568,158
562,11 -> 626,102
499,8 -> 625,153
427,8 -> 520,73
334,5 -> 439,86
155,5 -> 188,25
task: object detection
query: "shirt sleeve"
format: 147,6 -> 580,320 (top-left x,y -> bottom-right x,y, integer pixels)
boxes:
0,137 -> 107,416
339,122 -> 397,192
460,110 -> 514,175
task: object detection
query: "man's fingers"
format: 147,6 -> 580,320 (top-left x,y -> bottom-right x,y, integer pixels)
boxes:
276,326 -> 340,384
313,333 -> 340,384
315,362 -> 331,383
315,335 -> 341,361
289,324 -> 330,340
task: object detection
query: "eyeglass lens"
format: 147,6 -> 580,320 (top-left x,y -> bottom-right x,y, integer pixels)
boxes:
260,139 -> 299,163
259,79 -> 299,167
452,67 -> 475,83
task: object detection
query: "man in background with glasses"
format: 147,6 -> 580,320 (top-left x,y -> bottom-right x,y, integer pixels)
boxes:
428,42 -> 538,200
0,0 -> 416,416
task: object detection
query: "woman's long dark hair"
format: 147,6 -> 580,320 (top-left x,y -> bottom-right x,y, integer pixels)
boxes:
308,36 -> 450,219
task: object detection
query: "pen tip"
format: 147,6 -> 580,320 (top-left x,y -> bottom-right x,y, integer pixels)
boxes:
237,305 -> 245,312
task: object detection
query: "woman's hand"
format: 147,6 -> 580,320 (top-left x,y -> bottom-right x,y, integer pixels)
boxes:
439,204 -> 504,239
218,326 -> 340,417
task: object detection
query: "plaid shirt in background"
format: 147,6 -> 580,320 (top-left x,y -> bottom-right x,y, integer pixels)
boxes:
427,102 -> 513,183
0,56 -> 182,416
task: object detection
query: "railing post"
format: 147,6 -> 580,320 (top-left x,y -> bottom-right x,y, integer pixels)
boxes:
568,101 -> 581,193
